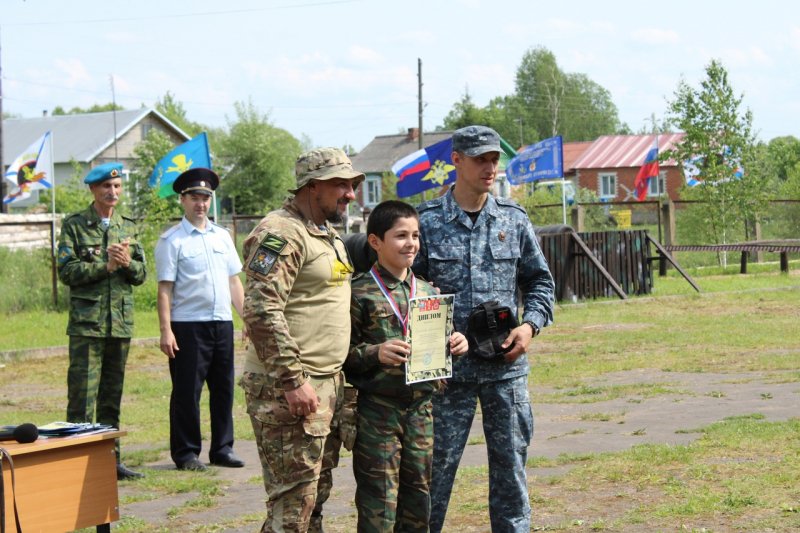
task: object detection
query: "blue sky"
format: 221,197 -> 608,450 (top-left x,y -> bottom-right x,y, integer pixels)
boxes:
2,0 -> 798,151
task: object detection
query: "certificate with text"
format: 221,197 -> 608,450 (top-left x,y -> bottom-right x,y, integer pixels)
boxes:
405,294 -> 455,384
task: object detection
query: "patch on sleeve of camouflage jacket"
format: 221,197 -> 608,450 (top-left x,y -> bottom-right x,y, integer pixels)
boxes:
57,244 -> 74,265
260,233 -> 287,254
247,245 -> 280,276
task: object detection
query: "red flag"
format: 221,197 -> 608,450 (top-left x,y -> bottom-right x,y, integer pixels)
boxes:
634,146 -> 659,201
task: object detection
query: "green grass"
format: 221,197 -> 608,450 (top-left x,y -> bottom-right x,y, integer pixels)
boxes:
2,271 -> 799,531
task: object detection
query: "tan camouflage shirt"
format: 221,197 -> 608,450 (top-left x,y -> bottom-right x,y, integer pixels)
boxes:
242,200 -> 353,390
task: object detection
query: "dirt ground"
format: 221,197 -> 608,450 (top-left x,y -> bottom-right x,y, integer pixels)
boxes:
117,368 -> 799,532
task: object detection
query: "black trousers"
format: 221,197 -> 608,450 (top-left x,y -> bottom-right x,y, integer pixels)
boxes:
169,321 -> 235,465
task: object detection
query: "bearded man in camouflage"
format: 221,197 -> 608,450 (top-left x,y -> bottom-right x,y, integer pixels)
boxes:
57,162 -> 146,481
241,147 -> 364,533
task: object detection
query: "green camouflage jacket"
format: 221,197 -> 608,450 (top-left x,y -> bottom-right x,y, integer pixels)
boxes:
345,263 -> 439,400
57,203 -> 146,338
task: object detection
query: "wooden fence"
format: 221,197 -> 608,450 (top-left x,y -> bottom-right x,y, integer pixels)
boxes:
539,228 -> 656,302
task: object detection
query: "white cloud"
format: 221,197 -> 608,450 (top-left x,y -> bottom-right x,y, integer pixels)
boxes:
53,58 -> 92,87
348,46 -> 383,65
631,28 -> 680,45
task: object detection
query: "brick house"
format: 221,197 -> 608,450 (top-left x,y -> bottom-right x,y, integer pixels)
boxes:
570,133 -> 685,202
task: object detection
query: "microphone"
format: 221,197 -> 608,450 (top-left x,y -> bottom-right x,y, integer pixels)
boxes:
0,423 -> 39,443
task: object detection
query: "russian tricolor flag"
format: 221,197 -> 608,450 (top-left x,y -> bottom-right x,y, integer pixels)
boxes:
634,145 -> 659,201
391,137 -> 455,197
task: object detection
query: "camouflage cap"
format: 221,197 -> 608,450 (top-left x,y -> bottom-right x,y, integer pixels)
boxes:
290,147 -> 365,193
452,125 -> 502,157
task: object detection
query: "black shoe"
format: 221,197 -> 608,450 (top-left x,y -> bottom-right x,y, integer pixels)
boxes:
210,451 -> 245,468
117,463 -> 144,480
176,458 -> 207,471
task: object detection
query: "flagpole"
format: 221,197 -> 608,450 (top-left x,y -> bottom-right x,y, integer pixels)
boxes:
48,132 -> 58,306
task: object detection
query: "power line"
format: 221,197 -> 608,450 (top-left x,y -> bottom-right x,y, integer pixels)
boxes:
3,0 -> 362,27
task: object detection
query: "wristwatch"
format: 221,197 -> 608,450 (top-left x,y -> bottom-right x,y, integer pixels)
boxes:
523,320 -> 540,337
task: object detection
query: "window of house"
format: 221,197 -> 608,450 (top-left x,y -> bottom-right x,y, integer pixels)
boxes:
648,171 -> 667,197
599,173 -> 617,199
364,176 -> 381,207
141,123 -> 154,139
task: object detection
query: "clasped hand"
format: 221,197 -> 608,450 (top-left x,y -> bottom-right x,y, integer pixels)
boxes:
106,241 -> 131,272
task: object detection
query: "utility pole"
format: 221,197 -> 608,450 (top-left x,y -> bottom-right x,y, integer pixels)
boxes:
417,58 -> 423,150
110,75 -> 119,161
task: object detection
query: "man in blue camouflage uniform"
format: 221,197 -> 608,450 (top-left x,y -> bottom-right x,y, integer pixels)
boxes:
57,162 -> 147,480
413,126 -> 555,532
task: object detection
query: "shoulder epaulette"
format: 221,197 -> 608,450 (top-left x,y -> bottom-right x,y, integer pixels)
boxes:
209,220 -> 231,232
159,224 -> 181,239
417,196 -> 444,213
121,214 -> 138,222
352,271 -> 368,282
495,196 -> 527,214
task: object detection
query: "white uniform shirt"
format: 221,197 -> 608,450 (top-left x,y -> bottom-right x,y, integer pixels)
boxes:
155,217 -> 242,322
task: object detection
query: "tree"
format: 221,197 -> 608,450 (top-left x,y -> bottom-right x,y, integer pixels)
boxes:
764,136 -> 800,182
39,160 -> 93,214
441,47 -> 626,146
127,130 -> 184,252
51,103 -> 124,115
216,100 -> 302,215
665,59 -> 766,256
155,92 -> 204,138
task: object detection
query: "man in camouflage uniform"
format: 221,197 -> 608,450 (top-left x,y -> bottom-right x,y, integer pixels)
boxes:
413,126 -> 555,532
57,162 -> 147,481
241,147 -> 364,532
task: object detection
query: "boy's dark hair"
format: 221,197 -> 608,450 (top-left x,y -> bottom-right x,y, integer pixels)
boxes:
366,200 -> 419,240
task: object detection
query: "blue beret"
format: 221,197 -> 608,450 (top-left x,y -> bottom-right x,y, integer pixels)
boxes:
84,162 -> 124,185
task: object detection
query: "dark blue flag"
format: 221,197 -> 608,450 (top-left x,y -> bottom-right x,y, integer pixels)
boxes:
391,137 -> 456,198
505,136 -> 563,185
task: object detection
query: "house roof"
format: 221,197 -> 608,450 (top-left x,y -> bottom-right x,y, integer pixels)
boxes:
563,141 -> 593,172
2,108 -> 191,164
572,133 -> 685,169
350,130 -> 453,174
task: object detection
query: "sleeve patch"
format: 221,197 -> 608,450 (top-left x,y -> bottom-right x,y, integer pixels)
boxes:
260,233 -> 287,253
57,245 -> 73,265
247,245 -> 279,276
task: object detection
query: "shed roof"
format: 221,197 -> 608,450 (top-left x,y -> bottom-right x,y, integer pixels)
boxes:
572,133 -> 684,169
2,108 -> 190,164
350,130 -> 453,174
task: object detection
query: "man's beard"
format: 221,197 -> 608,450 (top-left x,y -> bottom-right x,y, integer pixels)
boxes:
319,198 -> 348,224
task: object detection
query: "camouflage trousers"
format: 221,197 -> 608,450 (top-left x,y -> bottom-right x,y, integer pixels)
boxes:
353,393 -> 433,533
242,371 -> 345,533
429,376 -> 533,533
311,385 -> 358,532
66,335 -> 130,460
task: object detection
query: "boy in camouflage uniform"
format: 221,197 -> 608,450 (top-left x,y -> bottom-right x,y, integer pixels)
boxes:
241,147 -> 364,533
57,162 -> 147,480
346,200 -> 468,532
414,126 -> 555,532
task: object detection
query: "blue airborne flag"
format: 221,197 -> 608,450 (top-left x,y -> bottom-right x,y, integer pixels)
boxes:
149,132 -> 212,198
505,136 -> 563,185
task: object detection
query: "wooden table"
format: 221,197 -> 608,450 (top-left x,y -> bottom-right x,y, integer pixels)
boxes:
1,430 -> 123,532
